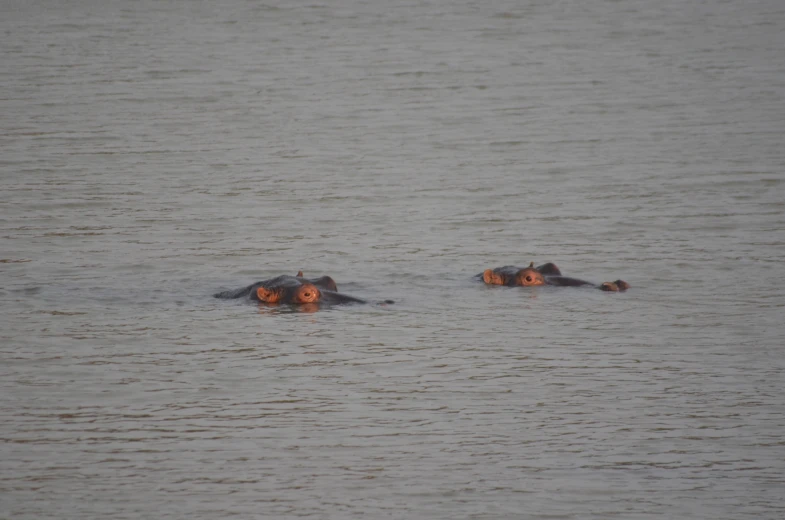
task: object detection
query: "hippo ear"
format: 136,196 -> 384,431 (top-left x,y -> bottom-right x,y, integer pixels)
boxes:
536,263 -> 562,276
296,270 -> 304,277
613,279 -> 630,291
256,286 -> 277,303
599,282 -> 619,292
483,269 -> 503,285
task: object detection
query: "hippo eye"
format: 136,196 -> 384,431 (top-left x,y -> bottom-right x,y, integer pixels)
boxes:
525,275 -> 533,283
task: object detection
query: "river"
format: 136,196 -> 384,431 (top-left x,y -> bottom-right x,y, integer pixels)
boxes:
1,0 -> 784,518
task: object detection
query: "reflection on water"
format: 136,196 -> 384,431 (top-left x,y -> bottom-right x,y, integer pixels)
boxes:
1,0 -> 784,519
257,302 -> 321,314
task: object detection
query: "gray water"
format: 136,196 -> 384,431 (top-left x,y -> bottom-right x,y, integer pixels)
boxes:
2,0 -> 784,518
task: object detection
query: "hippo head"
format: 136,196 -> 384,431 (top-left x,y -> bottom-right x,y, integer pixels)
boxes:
483,266 -> 546,286
513,267 -> 546,286
256,283 -> 322,304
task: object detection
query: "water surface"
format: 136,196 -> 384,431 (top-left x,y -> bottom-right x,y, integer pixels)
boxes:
2,0 -> 784,518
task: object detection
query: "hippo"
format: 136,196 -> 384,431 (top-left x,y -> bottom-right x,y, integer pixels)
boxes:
481,262 -> 562,286
214,272 -> 371,305
294,270 -> 338,291
481,262 -> 630,292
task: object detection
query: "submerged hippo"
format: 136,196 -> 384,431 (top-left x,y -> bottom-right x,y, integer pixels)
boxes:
481,262 -> 562,286
214,272 -> 373,305
481,262 -> 630,292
